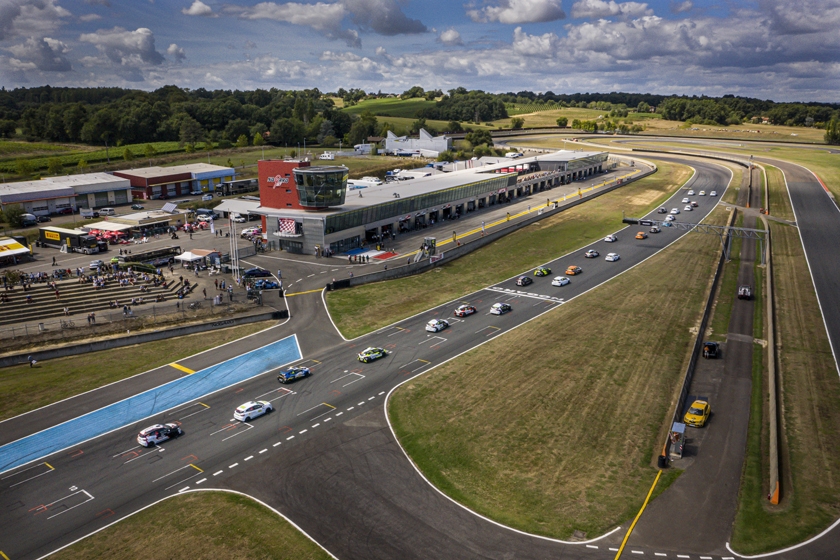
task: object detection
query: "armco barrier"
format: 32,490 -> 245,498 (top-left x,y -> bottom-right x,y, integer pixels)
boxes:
332,162 -> 656,290
761,214 -> 781,504
0,310 -> 287,368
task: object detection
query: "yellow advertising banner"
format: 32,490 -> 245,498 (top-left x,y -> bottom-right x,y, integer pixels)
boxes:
44,230 -> 61,241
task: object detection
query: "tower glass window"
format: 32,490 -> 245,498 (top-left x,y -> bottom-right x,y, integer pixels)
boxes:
294,166 -> 348,209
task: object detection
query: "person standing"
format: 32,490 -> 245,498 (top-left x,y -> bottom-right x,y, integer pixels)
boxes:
28,355 -> 36,367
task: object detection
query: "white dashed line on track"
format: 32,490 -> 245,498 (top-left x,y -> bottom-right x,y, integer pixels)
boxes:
368,396 -> 375,400
179,486 -> 190,492
259,449 -> 267,454
586,545 -> 598,549
244,456 -> 253,461
324,418 -> 332,422
213,470 -> 223,476
336,411 -> 343,416
632,552 -> 644,556
312,423 -> 320,428
347,407 -> 354,411
379,391 -> 385,395
677,556 -> 690,559
229,463 -> 238,468
358,402 -> 364,406
196,478 -> 206,484
654,554 -> 667,557
287,435 -> 295,440
299,429 -> 308,434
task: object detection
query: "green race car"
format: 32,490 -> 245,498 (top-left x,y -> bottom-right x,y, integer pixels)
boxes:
358,347 -> 389,363
534,267 -> 552,277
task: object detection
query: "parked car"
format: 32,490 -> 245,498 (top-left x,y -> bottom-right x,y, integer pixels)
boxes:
57,208 -> 74,215
131,204 -> 144,210
243,267 -> 272,278
253,279 -> 280,290
201,194 -> 213,201
703,341 -> 720,358
190,190 -> 203,196
137,423 -> 183,447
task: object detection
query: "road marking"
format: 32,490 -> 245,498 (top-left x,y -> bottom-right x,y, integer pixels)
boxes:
244,456 -> 253,461
229,463 -> 238,468
175,402 -> 211,420
1,551 -> 9,560
312,423 -> 320,428
700,557 -> 712,559
324,418 -> 332,422
196,478 -> 206,485
654,554 -> 667,557
368,397 -> 375,401
336,412 -> 343,416
331,372 -> 365,387
286,435 -> 295,440
299,429 -> 308,434
259,449 -> 268,454
213,470 -> 223,476
358,402 -> 365,406
677,555 -> 690,558
285,288 -> 324,297
111,446 -> 140,458
632,552 -> 644,555
379,391 -> 385,395
347,407 -> 354,411
273,442 -> 282,447
614,470 -> 661,559
3,462 -> 56,487
586,545 -> 598,549
178,487 -> 190,493
169,363 -> 195,374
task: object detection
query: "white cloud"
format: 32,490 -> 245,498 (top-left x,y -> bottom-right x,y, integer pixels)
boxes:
7,36 -> 72,71
760,0 -> 840,35
438,28 -> 462,46
231,1 -> 360,47
79,13 -> 102,22
0,0 -> 71,41
79,26 -> 165,66
167,43 -> 186,62
671,1 -> 692,14
467,0 -> 565,24
570,0 -> 653,19
182,0 -> 215,17
375,46 -> 387,56
512,26 -> 559,56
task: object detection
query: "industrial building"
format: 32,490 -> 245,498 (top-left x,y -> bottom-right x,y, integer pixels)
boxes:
114,163 -> 234,200
384,129 -> 452,157
218,150 -> 609,255
0,173 -> 132,217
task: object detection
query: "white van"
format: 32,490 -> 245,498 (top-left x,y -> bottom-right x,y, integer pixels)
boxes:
100,207 -> 116,216
319,152 -> 335,160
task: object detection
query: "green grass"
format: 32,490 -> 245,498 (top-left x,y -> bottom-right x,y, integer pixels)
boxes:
0,140 -> 85,157
0,321 -> 274,421
388,205 -> 729,539
341,97 -> 436,118
51,491 -> 332,560
326,159 -> 692,338
707,216 -> 743,341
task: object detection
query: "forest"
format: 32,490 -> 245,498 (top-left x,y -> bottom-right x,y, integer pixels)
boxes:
1,85 -> 838,148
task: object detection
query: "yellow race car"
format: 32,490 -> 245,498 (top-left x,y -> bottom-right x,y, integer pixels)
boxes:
684,400 -> 711,427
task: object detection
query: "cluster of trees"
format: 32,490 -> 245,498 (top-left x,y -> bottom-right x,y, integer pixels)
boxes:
416,88 -> 508,123
657,95 -> 838,127
571,119 -> 644,134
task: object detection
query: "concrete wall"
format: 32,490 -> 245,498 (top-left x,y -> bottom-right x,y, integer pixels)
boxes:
1,310 -> 287,368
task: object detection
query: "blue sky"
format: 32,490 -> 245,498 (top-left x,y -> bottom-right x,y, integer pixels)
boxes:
1,0 -> 839,102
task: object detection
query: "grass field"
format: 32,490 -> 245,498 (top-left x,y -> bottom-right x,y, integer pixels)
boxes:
729,165 -> 840,553
706,215 -> 744,342
0,321 -> 274,421
326,160 -> 692,338
341,97 -> 436,118
388,204 -> 730,539
50,491 -> 332,560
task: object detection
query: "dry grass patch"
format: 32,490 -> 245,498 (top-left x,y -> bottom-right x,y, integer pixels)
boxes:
0,321 -> 275,420
389,207 -> 730,539
51,491 -> 332,560
327,160 -> 691,338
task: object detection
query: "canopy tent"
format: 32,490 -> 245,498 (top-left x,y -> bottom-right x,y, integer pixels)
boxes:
174,251 -> 203,262
83,221 -> 133,232
0,237 -> 31,258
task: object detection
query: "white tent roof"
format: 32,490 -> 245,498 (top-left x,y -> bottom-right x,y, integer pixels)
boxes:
83,221 -> 133,232
174,251 -> 204,262
0,237 -> 31,258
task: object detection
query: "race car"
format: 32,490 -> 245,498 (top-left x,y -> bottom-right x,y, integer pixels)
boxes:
516,276 -> 533,286
604,234 -> 618,242
605,252 -> 620,262
426,319 -> 450,332
277,366 -> 311,383
358,347 -> 389,363
490,302 -> 512,315
584,249 -> 599,258
234,401 -> 272,422
551,276 -> 570,286
635,231 -> 648,240
565,265 -> 582,275
137,423 -> 183,447
534,267 -> 552,277
454,305 -> 477,317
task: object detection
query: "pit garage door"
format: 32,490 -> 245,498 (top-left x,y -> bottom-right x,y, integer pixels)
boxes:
113,190 -> 129,204
94,192 -> 109,207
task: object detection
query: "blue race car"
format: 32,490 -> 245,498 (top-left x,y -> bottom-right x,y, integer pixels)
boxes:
254,279 -> 280,290
277,366 -> 311,384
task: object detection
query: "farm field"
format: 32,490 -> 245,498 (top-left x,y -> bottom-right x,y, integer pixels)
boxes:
340,97 -> 436,118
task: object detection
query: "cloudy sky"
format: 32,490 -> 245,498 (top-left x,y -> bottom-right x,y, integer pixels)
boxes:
1,0 -> 839,102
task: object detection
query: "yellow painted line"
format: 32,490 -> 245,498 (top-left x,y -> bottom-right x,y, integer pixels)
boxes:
169,363 -> 195,375
199,402 -> 210,409
190,464 -> 203,473
285,288 -> 323,297
322,403 -> 336,409
614,470 -> 662,559
0,550 -> 10,560
44,462 -> 54,470
311,359 -> 321,364
417,359 -> 430,363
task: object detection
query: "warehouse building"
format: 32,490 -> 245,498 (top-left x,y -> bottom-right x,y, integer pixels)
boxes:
114,163 -> 234,200
0,173 -> 132,217
384,129 -> 452,157
218,150 -> 609,255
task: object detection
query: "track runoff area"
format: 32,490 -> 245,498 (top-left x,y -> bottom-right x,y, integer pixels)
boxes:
0,163 -> 731,560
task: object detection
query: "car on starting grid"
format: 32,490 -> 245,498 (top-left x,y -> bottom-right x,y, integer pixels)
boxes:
234,401 -> 273,422
426,319 -> 450,333
490,302 -> 512,315
277,366 -> 311,384
137,423 -> 183,447
454,305 -> 477,317
358,347 -> 389,363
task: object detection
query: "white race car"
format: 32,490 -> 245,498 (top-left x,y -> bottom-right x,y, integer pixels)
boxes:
234,401 -> 273,422
604,234 -> 618,242
426,319 -> 450,332
605,253 -> 620,262
551,276 -> 570,286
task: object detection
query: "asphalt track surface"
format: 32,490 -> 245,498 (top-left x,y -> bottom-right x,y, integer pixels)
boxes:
0,158 -> 731,559
0,154 -> 834,560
